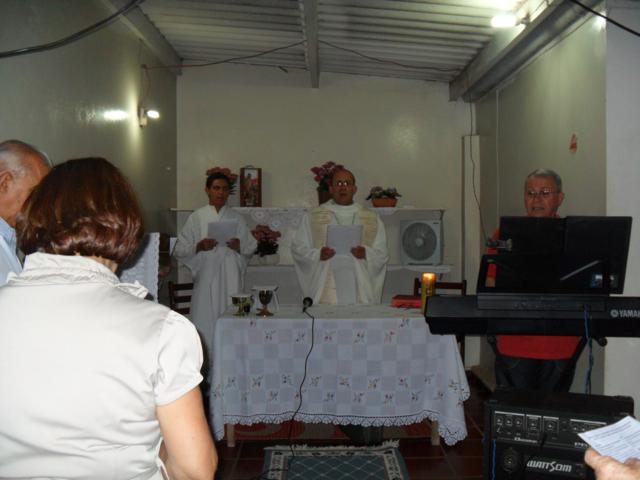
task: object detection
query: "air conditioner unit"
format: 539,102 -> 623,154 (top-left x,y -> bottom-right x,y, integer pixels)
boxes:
399,220 -> 443,265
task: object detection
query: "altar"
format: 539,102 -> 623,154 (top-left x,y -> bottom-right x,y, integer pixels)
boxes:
211,304 -> 470,446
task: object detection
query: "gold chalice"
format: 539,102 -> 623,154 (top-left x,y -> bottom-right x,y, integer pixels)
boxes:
257,289 -> 274,317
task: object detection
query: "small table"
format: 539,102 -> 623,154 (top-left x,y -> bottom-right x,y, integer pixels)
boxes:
211,304 -> 470,445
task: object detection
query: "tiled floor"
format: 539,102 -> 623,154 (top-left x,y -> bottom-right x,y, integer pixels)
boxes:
214,373 -> 490,479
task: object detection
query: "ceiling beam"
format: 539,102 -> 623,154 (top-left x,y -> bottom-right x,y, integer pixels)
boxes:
449,0 -> 602,102
101,0 -> 182,74
300,0 -> 320,88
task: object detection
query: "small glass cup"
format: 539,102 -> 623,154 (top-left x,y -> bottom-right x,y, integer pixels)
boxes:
231,294 -> 253,316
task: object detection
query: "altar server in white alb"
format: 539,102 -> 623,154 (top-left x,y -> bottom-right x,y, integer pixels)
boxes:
292,168 -> 388,305
175,171 -> 256,370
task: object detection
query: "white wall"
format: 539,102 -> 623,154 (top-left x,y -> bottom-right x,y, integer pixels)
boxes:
495,17 -> 607,219
177,65 -> 470,277
475,15 -> 608,392
604,0 -> 640,414
0,0 -> 178,232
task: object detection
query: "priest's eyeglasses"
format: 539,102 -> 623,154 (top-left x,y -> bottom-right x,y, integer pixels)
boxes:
333,180 -> 354,187
526,189 -> 558,199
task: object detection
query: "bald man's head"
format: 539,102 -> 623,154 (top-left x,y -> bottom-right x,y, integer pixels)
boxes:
329,168 -> 357,206
0,140 -> 51,227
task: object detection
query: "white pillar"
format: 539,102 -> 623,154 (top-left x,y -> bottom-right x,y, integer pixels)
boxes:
463,134 -> 483,367
604,0 -> 640,415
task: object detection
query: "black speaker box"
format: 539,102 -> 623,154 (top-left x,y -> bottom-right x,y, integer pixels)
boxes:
483,388 -> 634,479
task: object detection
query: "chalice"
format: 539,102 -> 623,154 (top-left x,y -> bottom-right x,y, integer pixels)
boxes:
231,294 -> 252,317
257,289 -> 274,317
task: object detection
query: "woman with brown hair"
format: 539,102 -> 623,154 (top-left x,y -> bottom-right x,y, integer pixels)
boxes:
0,157 -> 217,479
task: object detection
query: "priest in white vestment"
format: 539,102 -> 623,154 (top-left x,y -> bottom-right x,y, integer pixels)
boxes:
292,168 -> 388,305
174,172 -> 256,378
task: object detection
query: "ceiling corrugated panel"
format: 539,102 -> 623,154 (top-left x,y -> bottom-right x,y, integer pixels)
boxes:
139,0 -> 516,83
142,0 -> 307,68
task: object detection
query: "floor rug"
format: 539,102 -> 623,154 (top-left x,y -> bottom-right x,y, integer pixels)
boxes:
261,441 -> 410,480
234,420 -> 431,441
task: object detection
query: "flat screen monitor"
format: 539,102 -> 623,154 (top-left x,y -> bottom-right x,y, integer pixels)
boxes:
481,216 -> 632,295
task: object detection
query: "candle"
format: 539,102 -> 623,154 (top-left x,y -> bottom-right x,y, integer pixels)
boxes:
421,273 -> 436,311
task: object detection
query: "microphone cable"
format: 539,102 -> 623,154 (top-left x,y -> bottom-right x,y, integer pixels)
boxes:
583,305 -> 594,394
252,300 -> 316,480
284,303 -> 317,473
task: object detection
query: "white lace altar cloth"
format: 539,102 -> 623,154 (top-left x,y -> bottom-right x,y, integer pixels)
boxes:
211,304 -> 470,445
119,232 -> 159,301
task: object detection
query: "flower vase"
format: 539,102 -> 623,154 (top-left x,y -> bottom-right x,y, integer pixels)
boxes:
371,197 -> 398,208
257,253 -> 280,266
317,189 -> 331,205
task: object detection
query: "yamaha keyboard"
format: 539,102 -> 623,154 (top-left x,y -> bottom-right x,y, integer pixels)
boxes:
425,294 -> 640,337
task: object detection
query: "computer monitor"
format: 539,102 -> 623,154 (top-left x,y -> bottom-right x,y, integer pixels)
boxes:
478,216 -> 632,295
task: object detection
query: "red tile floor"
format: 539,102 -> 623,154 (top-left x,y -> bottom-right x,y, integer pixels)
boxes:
213,372 -> 489,479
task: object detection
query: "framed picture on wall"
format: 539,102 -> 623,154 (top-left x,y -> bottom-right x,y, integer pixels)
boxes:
240,167 -> 262,207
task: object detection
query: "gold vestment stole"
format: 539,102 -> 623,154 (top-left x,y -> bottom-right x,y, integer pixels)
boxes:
308,205 -> 378,304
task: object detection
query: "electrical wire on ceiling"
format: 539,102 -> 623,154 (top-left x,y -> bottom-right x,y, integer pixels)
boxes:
143,41 -> 305,70
319,40 -> 462,73
144,39 -> 462,74
567,0 -> 640,37
0,0 -> 144,59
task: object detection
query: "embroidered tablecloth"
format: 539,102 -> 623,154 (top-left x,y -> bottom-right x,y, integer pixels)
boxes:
211,304 -> 470,445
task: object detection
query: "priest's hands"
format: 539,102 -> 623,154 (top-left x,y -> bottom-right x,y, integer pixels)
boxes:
585,449 -> 640,480
320,246 -> 365,260
196,238 -> 217,252
227,238 -> 240,252
320,246 -> 335,261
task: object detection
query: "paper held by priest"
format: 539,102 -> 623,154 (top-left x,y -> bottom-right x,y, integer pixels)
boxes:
327,224 -> 362,255
207,220 -> 238,244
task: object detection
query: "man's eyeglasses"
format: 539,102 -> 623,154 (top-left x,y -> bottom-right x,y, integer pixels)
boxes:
526,189 -> 558,199
333,180 -> 354,187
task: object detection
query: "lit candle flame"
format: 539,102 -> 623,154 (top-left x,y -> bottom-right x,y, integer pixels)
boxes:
421,273 -> 436,311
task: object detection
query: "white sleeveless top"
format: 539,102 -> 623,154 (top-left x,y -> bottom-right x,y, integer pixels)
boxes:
0,253 -> 203,479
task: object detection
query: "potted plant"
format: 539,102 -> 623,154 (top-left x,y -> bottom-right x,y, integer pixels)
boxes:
251,224 -> 282,265
206,167 -> 238,194
310,161 -> 344,204
366,186 -> 402,207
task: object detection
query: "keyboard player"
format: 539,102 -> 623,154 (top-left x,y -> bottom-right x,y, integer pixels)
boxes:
485,168 -> 581,392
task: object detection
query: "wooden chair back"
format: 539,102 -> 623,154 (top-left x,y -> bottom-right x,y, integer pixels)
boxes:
168,281 -> 193,315
413,279 -> 467,296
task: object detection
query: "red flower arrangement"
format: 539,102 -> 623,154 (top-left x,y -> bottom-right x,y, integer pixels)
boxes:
251,224 -> 282,257
310,161 -> 344,192
206,167 -> 238,194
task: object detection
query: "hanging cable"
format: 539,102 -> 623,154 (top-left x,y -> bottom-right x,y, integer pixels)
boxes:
467,100 -> 489,244
567,0 -> 640,38
143,41 -> 305,71
583,305 -> 594,394
250,307 -> 316,480
143,39 -> 461,74
319,40 -> 461,72
0,0 -> 144,59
